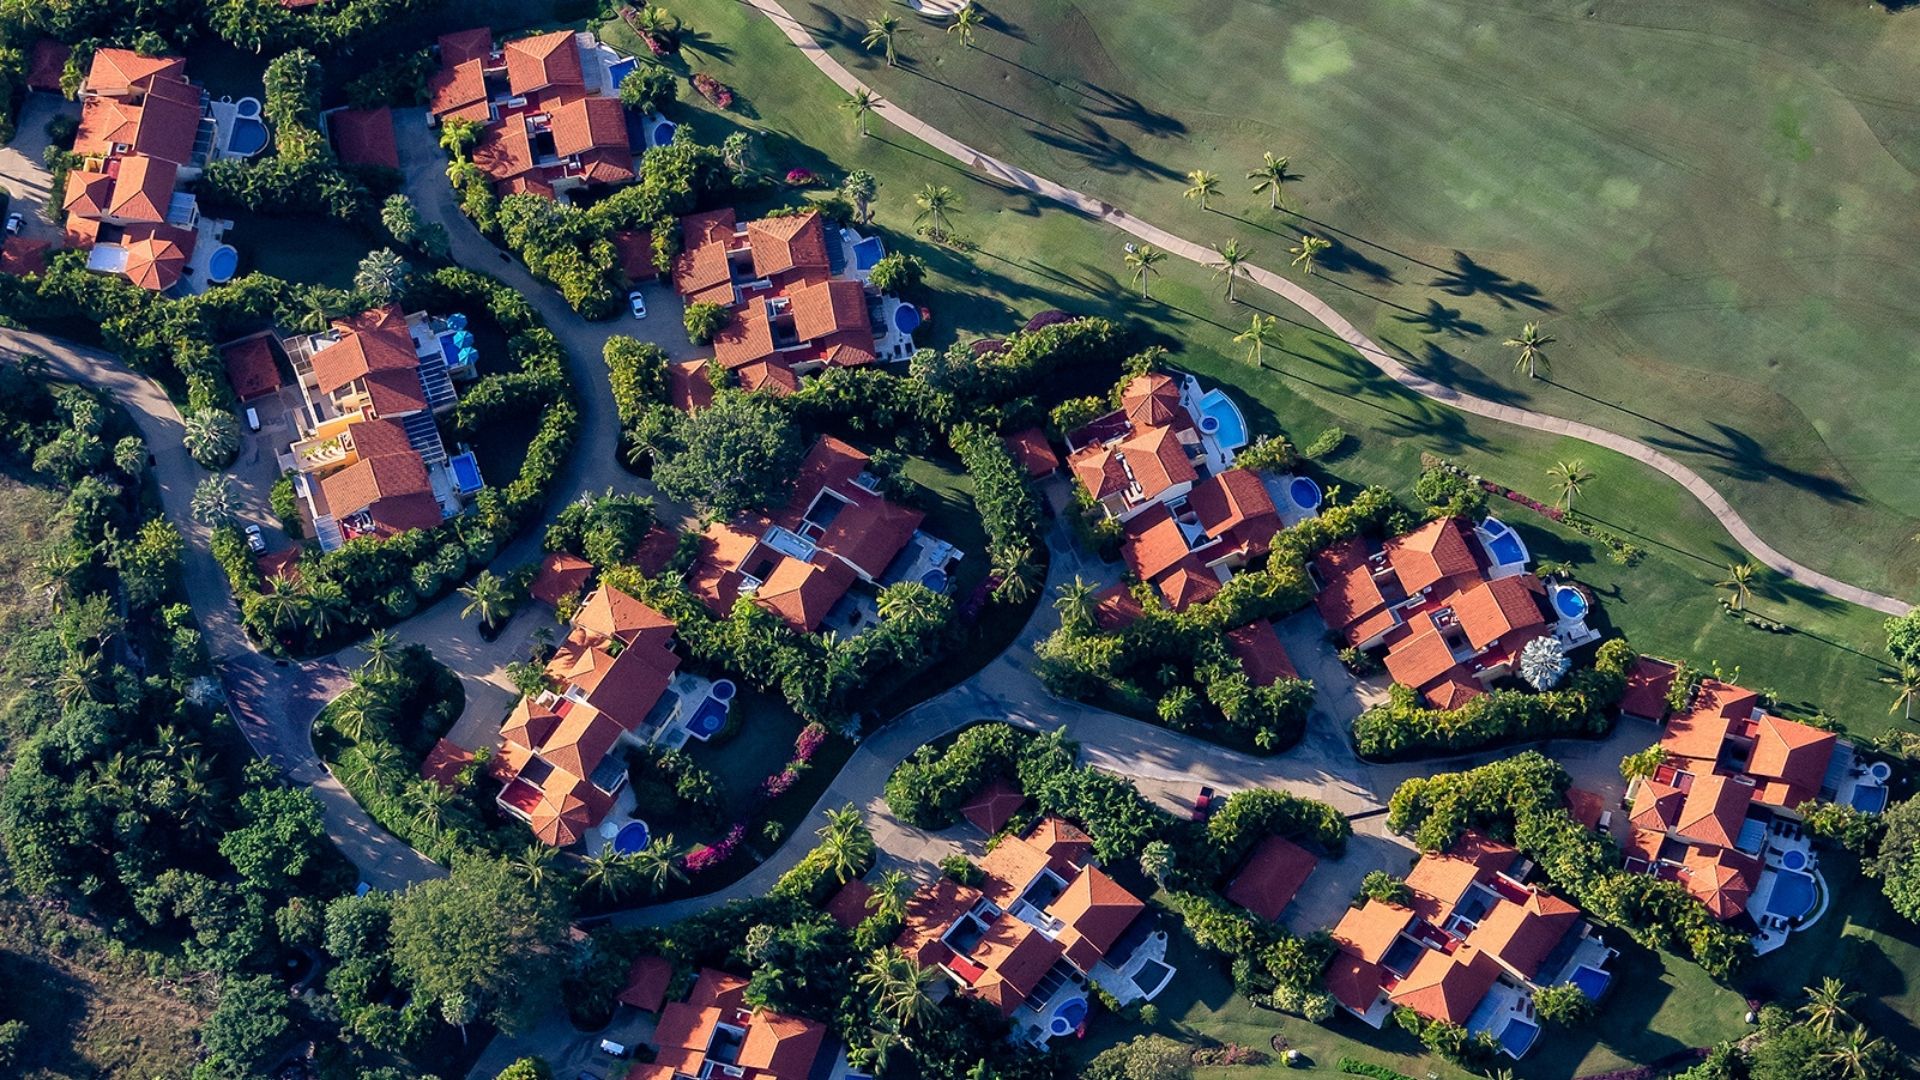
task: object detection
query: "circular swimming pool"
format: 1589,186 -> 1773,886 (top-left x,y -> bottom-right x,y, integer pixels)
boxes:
1289,475 -> 1323,511
1199,415 -> 1220,436
1769,869 -> 1818,921
652,120 -> 677,147
893,304 -> 923,334
1552,585 -> 1589,621
613,820 -> 651,855
206,245 -> 239,283
921,568 -> 948,593
1781,848 -> 1807,872
1048,998 -> 1088,1037
709,678 -> 736,703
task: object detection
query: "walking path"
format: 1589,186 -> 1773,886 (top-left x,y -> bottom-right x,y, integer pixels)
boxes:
739,0 -> 1911,619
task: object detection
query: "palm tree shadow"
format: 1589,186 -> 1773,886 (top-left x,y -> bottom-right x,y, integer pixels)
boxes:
1387,339 -> 1513,405
895,63 -> 1080,138
1287,209 -> 1445,272
1080,83 -> 1186,139
1026,118 -> 1183,181
1314,237 -> 1397,286
674,27 -> 733,63
1395,299 -> 1486,337
1642,423 -> 1864,505
1429,251 -> 1555,311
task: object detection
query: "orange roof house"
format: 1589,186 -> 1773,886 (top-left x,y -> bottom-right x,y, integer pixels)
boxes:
1465,889 -> 1580,981
1388,945 -> 1503,1025
220,334 -> 283,401
118,227 -> 195,292
318,423 -> 446,540
1028,816 -> 1094,876
328,107 -> 400,169
618,955 -> 673,1012
1405,832 -> 1518,925
961,777 -> 1027,835
1224,834 -> 1318,922
1680,846 -> 1761,920
1383,518 -> 1481,595
82,49 -> 187,98
0,237 -> 49,277
1051,867 -> 1145,972
1004,427 -> 1061,477
1187,468 -> 1282,559
1746,714 -> 1836,809
1620,656 -> 1677,721
1332,899 -> 1415,965
530,551 -> 594,606
504,30 -> 584,96
648,968 -> 826,1080
1227,621 -> 1298,685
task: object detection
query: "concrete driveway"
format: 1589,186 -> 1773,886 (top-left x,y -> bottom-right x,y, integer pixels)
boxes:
0,93 -> 76,240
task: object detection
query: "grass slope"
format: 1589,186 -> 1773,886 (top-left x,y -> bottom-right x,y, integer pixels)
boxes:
632,0 -> 1901,733
794,0 -> 1920,600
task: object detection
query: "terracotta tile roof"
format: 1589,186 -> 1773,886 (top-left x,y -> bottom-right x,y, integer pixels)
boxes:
438,27 -> 495,64
1680,845 -> 1759,920
220,334 -> 282,400
311,304 -> 419,397
1629,780 -> 1685,832
1314,538 -> 1395,645
549,94 -> 630,159
83,49 -> 186,96
1120,372 -> 1187,429
1382,627 -> 1461,691
788,278 -> 870,343
1189,468 -> 1281,553
969,914 -> 1062,1015
1051,866 -> 1146,972
64,214 -> 101,249
419,738 -> 473,787
120,225 -> 191,291
895,877 -> 982,966
429,56 -> 491,123
1565,788 -> 1605,830
633,526 -> 678,577
1003,427 -> 1060,477
618,955 -> 673,1012
131,77 -> 203,165
735,359 -> 800,396
712,302 -> 778,368
737,1010 -> 827,1079
582,641 -> 680,732
1661,678 -> 1760,762
824,879 -> 875,930
1224,834 -> 1318,922
1406,833 -> 1518,925
623,1066 -> 674,1080
1227,621 -> 1298,685
502,696 -> 562,752
63,170 -> 116,219
1324,952 -> 1388,1014
1332,899 -> 1414,965
814,493 -> 923,581
1118,424 -> 1197,500
1465,890 -> 1581,980
530,551 -> 594,606
319,425 -> 442,536
1453,575 -> 1547,650
75,97 -> 142,157
688,520 -> 760,617
1423,675 -> 1484,711
1383,517 -> 1480,595
745,210 -> 831,278
671,209 -> 739,304
1069,444 -> 1129,500
1122,502 -> 1190,581
1388,944 -> 1501,1025
754,553 -> 857,632
26,40 -> 70,92
1093,583 -> 1144,630
504,30 -> 582,96
1623,826 -> 1665,867
473,118 -> 536,182
1620,657 -> 1677,720
500,173 -> 555,199
329,107 -> 400,169
962,776 -> 1027,837
537,703 -> 627,780
108,156 -> 179,223
1027,816 -> 1093,876
977,835 -> 1050,908
1673,773 -> 1753,849
1746,714 -> 1835,809
0,237 -> 50,277
612,229 -> 658,283
575,584 -> 676,647
1156,558 -> 1221,611
667,359 -> 714,412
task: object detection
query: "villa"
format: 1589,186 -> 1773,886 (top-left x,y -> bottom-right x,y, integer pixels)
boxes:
670,208 -> 911,392
1323,833 -> 1614,1059
635,967 -> 827,1080
1120,466 -> 1285,611
428,27 -> 639,200
63,49 -> 239,293
1622,677 -> 1877,951
895,817 -> 1177,1046
1066,372 -> 1277,524
1313,516 -> 1598,709
494,585 -> 730,847
689,435 -> 959,635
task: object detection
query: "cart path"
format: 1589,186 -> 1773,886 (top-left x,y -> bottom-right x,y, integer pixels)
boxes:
740,0 -> 1911,618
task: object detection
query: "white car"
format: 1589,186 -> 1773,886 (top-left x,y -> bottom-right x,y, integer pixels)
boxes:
628,290 -> 647,320
244,524 -> 266,554
4,213 -> 22,236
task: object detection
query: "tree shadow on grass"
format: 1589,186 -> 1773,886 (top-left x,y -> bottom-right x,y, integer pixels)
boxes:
895,62 -> 1083,139
1387,339 -> 1513,406
797,2 -> 864,55
674,26 -> 734,64
1286,209 -> 1446,273
1429,250 -> 1556,311
1395,298 -> 1487,337
1643,422 -> 1865,506
1313,236 -> 1397,285
1081,83 -> 1187,139
1026,117 -> 1184,181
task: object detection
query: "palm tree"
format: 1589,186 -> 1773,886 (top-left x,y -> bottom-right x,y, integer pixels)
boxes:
512,843 -> 558,890
1717,562 -> 1759,611
256,576 -> 309,635
350,740 -> 402,796
862,15 -> 904,66
1504,322 -> 1555,379
54,654 -> 106,709
841,170 -> 878,225
181,409 -> 238,465
1883,664 -> 1920,720
1289,233 -> 1331,277
1819,1027 -> 1884,1080
948,3 -> 986,48
328,689 -> 378,743
1234,313 -> 1280,368
912,183 -> 958,240
304,578 -> 348,638
459,570 -> 514,630
1213,239 -> 1252,303
843,88 -> 878,137
1139,839 -> 1174,885
439,118 -> 482,159
33,544 -> 88,611
991,546 -> 1040,604
407,781 -> 456,836
354,248 -> 410,303
858,947 -> 937,1033
816,805 -> 874,883
190,475 -> 240,525
340,743 -> 387,789
633,834 -> 688,894
1183,169 -> 1221,211
581,849 -> 636,902
1801,976 -> 1860,1037
1546,459 -> 1593,510
867,869 -> 913,923
360,629 -> 402,679
1053,575 -> 1099,630
877,582 -> 941,625
1124,244 -> 1166,299
1247,152 -> 1300,211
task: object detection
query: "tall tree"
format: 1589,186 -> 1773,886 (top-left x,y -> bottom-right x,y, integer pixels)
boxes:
1883,664 -> 1920,720
841,170 -> 878,225
1504,322 -> 1555,379
913,183 -> 959,240
843,88 -> 878,137
862,15 -> 904,66
459,570 -> 515,631
1213,239 -> 1252,303
1124,244 -> 1166,299
1234,313 -> 1280,368
948,3 -> 986,48
1546,459 -> 1593,510
1289,233 -> 1331,277
1183,169 -> 1221,211
388,858 -> 570,1034
191,475 -> 241,525
1801,977 -> 1860,1037
1247,152 -> 1301,211
354,248 -> 411,303
1053,575 -> 1099,631
1717,562 -> 1759,611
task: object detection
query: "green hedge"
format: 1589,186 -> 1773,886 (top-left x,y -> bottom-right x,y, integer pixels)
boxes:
1336,1059 -> 1415,1080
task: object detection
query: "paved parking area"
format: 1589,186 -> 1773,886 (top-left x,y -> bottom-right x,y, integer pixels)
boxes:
0,93 -> 77,241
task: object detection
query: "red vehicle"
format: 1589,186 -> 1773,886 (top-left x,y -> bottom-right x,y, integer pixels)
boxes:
1191,786 -> 1215,821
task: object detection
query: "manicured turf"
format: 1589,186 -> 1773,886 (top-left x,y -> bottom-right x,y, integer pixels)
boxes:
795,0 -> 1920,601
620,0 -> 1903,735
221,210 -> 373,290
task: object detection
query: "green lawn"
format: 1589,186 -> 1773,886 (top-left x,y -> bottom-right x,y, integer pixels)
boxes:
793,0 -> 1920,603
222,210 -> 374,290
612,0 -> 1903,734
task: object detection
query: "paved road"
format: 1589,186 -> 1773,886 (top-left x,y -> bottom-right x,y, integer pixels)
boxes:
739,0 -> 1911,619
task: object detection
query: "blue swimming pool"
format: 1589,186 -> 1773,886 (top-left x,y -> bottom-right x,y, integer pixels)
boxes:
608,57 -> 637,89
449,452 -> 483,494
235,97 -> 260,119
1769,869 -> 1818,921
1481,517 -> 1528,567
613,820 -> 651,855
921,567 -> 948,593
651,120 -> 676,147
227,117 -> 268,156
1498,1018 -> 1540,1059
853,236 -> 886,271
206,245 -> 239,283
1289,475 -> 1322,512
1195,388 -> 1248,450
685,696 -> 729,740
1569,964 -> 1611,1001
1552,586 -> 1589,621
1852,785 -> 1889,813
892,304 -> 922,334
1048,998 -> 1088,1037
1781,848 -> 1807,872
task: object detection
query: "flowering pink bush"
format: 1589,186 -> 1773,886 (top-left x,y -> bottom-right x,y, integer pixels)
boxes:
785,168 -> 817,186
793,723 -> 828,762
1482,481 -> 1565,522
692,73 -> 733,108
763,769 -> 799,797
684,823 -> 747,873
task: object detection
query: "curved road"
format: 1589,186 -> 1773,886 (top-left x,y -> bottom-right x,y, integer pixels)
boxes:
740,0 -> 1911,619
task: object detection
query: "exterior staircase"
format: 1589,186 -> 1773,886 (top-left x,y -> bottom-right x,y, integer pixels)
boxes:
401,411 -> 449,466
415,350 -> 459,413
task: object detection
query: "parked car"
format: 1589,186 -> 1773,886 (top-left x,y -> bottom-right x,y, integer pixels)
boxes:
244,524 -> 266,553
4,213 -> 22,236
1191,785 -> 1215,821
628,290 -> 647,319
